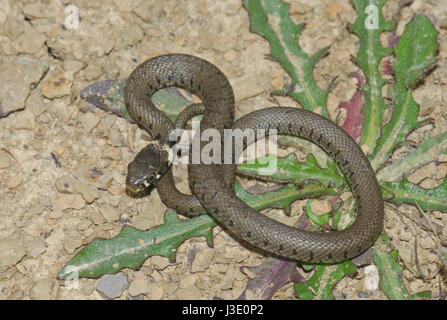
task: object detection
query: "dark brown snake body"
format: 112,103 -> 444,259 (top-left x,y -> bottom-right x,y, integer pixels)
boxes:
124,54 -> 384,263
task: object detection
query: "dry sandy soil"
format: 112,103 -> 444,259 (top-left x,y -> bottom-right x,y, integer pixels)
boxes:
0,0 -> 446,299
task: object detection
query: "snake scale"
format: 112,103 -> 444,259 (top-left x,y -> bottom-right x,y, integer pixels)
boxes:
124,54 -> 384,263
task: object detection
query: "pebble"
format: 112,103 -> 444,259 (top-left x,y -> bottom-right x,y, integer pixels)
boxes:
55,175 -> 99,204
78,112 -> 101,133
0,238 -> 26,271
441,223 -> 447,246
132,1 -> 163,23
96,273 -> 129,299
63,59 -> 86,74
190,246 -> 215,273
26,90 -> 47,116
150,256 -> 170,271
128,272 -> 151,296
176,287 -> 202,300
13,29 -> 45,54
50,194 -> 86,211
0,150 -> 11,169
30,279 -> 59,300
146,282 -> 164,300
231,74 -> 271,102
0,56 -> 49,115
9,110 -> 35,130
73,166 -> 113,190
41,72 -> 74,99
362,265 -> 380,291
7,176 -> 22,189
99,204 -> 121,222
23,3 -> 47,19
82,63 -> 103,81
310,199 -> 332,216
64,238 -> 83,254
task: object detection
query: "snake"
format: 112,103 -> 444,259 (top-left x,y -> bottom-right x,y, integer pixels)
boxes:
124,54 -> 384,263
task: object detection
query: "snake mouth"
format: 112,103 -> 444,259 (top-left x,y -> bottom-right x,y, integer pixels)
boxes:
125,179 -> 154,197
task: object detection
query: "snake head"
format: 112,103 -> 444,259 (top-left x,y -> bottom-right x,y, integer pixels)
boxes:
126,142 -> 166,194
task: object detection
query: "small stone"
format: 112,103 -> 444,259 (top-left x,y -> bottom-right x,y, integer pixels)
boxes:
190,246 -> 215,273
407,166 -> 432,185
179,274 -> 197,289
133,1 -> 163,23
340,192 -> 352,201
78,112 -> 101,133
310,199 -> 332,216
96,273 -> 129,299
0,238 -> 26,270
30,246 -> 46,258
10,110 -> 35,130
362,265 -> 380,291
63,59 -> 86,74
73,166 -> 113,190
440,223 -> 447,246
26,90 -> 47,116
128,272 -> 151,296
90,210 -> 106,225
82,63 -> 103,81
0,150 -> 11,169
99,204 -> 120,222
7,175 -> 22,189
2,16 -> 25,40
0,56 -> 49,116
55,175 -> 99,203
122,24 -> 144,45
30,279 -> 59,300
77,219 -> 92,231
199,29 -> 216,50
146,282 -> 164,300
41,72 -> 73,99
150,256 -> 170,271
50,194 -> 86,211
23,3 -> 47,19
231,74 -> 271,102
64,238 -> 83,254
13,29 -> 45,54
176,287 -> 201,300
113,0 -> 134,12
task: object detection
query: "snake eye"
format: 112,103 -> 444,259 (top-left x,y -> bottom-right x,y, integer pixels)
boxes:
148,174 -> 156,182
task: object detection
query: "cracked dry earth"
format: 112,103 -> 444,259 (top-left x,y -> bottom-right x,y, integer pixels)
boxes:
0,0 -> 447,300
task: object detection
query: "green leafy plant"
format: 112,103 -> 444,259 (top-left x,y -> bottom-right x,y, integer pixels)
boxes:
61,0 -> 444,300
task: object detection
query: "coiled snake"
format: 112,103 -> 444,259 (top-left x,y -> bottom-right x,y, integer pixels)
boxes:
124,54 -> 384,263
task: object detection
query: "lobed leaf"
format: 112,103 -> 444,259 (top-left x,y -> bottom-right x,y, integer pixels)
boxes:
372,234 -> 431,299
58,181 -> 331,279
242,0 -> 330,117
382,177 -> 447,211
371,15 -> 438,170
238,153 -> 347,188
349,0 -> 394,154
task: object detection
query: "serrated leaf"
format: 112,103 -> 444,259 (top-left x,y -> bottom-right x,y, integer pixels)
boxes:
377,130 -> 447,182
57,210 -> 215,279
382,177 -> 447,211
372,234 -> 431,299
80,80 -> 192,123
349,0 -> 394,154
238,153 -> 347,188
243,0 -> 329,117
371,15 -> 438,170
294,262 -> 357,300
58,180 -> 333,279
